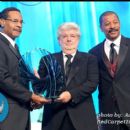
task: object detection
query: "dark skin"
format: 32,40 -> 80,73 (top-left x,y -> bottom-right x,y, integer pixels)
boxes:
1,10 -> 51,107
100,13 -> 120,41
1,11 -> 22,40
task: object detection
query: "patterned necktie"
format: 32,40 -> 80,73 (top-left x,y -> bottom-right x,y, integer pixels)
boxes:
109,43 -> 117,64
65,54 -> 72,80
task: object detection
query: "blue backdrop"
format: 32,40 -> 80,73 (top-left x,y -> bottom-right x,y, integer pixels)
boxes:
1,1 -> 130,123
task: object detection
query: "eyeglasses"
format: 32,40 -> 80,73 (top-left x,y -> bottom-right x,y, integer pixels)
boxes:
5,18 -> 24,24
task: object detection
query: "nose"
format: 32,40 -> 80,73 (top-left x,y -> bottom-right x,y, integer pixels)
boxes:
66,36 -> 71,41
17,22 -> 22,29
110,22 -> 115,28
18,21 -> 22,25
14,20 -> 23,27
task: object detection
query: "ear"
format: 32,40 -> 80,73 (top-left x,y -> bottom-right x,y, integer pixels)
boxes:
100,25 -> 104,32
0,19 -> 5,28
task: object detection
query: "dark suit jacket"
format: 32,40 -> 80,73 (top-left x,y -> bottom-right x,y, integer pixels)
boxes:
41,51 -> 99,130
0,33 -> 32,130
89,35 -> 130,128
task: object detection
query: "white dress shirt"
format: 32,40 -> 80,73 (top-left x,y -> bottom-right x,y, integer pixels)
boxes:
0,32 -> 16,48
63,52 -> 76,69
104,34 -> 121,60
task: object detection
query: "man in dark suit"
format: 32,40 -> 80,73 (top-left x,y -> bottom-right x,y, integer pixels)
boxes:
89,11 -> 130,130
39,22 -> 99,130
0,7 -> 51,130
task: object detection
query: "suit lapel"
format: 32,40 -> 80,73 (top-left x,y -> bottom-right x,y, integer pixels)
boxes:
99,41 -> 113,77
66,52 -> 80,86
54,52 -> 79,86
0,33 -> 21,59
102,44 -> 113,77
101,40 -> 109,67
101,36 -> 128,77
116,37 -> 128,74
9,44 -> 21,59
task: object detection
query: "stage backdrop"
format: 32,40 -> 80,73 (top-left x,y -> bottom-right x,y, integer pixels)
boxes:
1,1 -> 130,130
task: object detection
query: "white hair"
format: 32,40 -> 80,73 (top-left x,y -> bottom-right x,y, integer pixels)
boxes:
57,22 -> 81,38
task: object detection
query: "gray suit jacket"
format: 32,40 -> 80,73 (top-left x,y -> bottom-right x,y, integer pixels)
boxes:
0,33 -> 32,130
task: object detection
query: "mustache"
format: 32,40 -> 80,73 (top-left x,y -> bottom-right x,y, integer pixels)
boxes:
109,28 -> 119,33
14,26 -> 22,32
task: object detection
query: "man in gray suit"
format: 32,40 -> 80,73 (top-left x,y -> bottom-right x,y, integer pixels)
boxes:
89,11 -> 130,130
0,7 -> 51,130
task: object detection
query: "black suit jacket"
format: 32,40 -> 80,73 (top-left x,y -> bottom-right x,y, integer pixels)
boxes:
89,35 -> 130,128
0,33 -> 32,130
41,51 -> 99,130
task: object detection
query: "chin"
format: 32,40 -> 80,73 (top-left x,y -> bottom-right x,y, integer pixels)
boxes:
15,34 -> 20,38
108,35 -> 119,40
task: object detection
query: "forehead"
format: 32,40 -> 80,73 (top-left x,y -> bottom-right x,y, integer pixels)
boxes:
102,13 -> 119,22
61,29 -> 78,34
7,11 -> 22,19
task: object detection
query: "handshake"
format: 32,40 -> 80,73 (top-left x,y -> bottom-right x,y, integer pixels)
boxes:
30,93 -> 52,110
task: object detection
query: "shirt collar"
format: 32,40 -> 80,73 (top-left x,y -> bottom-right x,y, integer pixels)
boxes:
105,34 -> 121,47
0,32 -> 16,47
63,51 -> 76,58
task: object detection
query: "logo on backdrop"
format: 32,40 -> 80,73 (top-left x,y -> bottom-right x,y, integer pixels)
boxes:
0,93 -> 9,122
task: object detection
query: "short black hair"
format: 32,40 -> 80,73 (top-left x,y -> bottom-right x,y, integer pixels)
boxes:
1,7 -> 21,19
99,11 -> 119,26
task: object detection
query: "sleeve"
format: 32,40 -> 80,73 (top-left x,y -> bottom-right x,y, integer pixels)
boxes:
0,47 -> 32,103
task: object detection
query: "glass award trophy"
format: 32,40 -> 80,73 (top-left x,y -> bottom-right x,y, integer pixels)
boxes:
19,48 -> 65,100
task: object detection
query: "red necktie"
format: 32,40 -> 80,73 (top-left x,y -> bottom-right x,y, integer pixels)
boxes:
109,43 -> 117,64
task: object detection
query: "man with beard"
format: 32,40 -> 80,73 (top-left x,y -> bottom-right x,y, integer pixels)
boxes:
89,11 -> 130,130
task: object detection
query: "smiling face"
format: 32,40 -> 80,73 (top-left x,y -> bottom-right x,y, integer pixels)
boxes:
100,13 -> 120,41
1,11 -> 23,40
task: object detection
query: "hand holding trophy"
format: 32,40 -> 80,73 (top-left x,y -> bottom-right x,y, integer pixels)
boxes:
19,48 -> 65,105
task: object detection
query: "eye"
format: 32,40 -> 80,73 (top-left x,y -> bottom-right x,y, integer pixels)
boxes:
62,35 -> 67,38
71,35 -> 76,38
113,21 -> 119,24
104,22 -> 110,26
5,19 -> 24,24
12,20 -> 19,23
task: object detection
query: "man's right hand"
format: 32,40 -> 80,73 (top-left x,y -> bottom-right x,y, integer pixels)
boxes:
31,93 -> 51,105
34,69 -> 40,79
